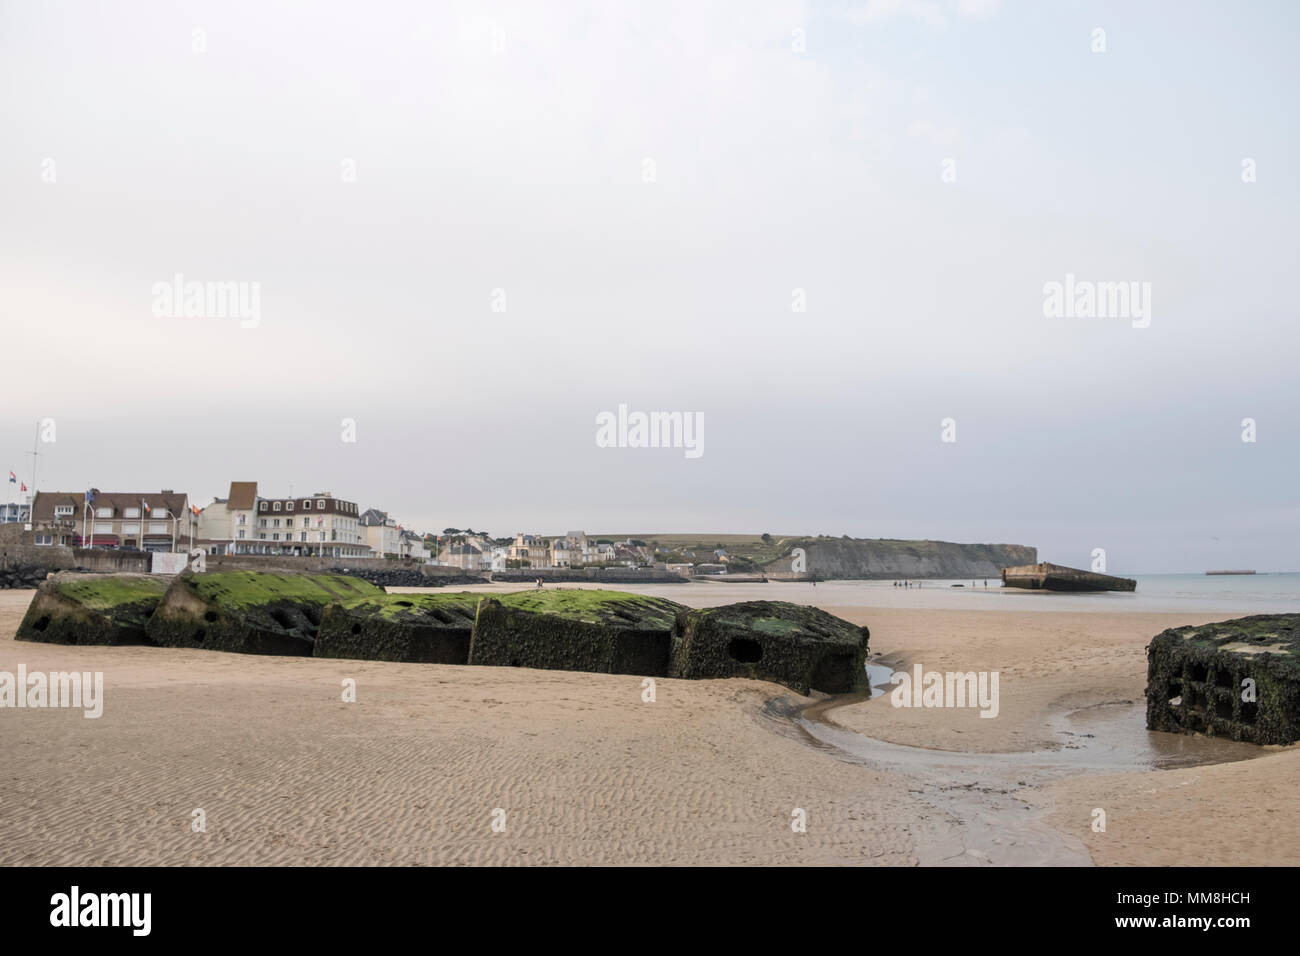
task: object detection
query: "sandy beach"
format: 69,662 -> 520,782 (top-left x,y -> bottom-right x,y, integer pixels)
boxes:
1,583 -> 1296,866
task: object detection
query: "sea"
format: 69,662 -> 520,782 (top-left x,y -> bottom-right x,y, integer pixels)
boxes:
750,573 -> 1300,615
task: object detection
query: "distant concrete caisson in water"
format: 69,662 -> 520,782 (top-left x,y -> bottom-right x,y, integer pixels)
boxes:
1000,562 -> 1136,592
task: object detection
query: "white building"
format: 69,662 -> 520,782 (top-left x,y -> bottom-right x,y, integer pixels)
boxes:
361,508 -> 402,558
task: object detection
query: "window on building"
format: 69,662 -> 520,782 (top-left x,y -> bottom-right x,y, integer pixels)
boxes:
149,522 -> 166,534
154,509 -> 169,519
124,507 -> 140,519
286,501 -> 294,511
273,501 -> 281,511
96,507 -> 112,518
315,499 -> 325,509
238,514 -> 246,525
35,534 -> 53,546
272,518 -> 280,528
259,502 -> 268,511
302,500 -> 312,510
54,505 -> 74,517
259,518 -> 267,528
94,523 -> 112,534
238,530 -> 246,540
300,532 -> 307,542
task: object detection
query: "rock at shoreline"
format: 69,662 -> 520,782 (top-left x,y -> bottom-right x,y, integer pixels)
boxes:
669,601 -> 870,695
315,592 -> 480,663
1146,614 -> 1300,745
147,570 -> 382,655
16,572 -> 170,646
470,590 -> 685,676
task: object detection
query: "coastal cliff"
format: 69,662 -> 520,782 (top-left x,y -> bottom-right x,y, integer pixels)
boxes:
764,538 -> 1036,580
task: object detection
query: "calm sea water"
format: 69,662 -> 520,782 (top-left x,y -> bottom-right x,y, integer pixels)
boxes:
759,573 -> 1300,615
432,573 -> 1300,616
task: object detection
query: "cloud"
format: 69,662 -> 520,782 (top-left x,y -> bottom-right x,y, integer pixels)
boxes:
957,0 -> 1002,19
842,0 -> 1002,28
844,0 -> 949,28
907,119 -> 962,148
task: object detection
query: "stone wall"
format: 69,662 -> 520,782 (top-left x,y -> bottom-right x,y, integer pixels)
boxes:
0,543 -> 152,582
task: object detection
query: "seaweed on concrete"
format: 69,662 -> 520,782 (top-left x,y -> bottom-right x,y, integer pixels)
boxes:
1146,614 -> 1300,745
669,600 -> 870,695
469,590 -> 686,676
315,592 -> 481,663
147,570 -> 382,655
16,572 -> 170,646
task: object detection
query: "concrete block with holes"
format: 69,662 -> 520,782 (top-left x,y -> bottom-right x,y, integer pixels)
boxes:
669,601 -> 870,695
146,569 -> 381,656
315,592 -> 479,663
1146,614 -> 1300,745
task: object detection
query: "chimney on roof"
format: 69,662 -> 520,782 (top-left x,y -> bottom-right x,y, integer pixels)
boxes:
161,489 -> 173,494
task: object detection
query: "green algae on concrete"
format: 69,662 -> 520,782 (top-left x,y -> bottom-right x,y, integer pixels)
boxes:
16,572 -> 170,646
470,589 -> 686,676
1146,614 -> 1300,745
147,570 -> 382,656
315,592 -> 481,663
669,600 -> 870,695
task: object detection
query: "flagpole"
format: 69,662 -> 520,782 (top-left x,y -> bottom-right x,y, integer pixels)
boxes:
29,421 -> 38,504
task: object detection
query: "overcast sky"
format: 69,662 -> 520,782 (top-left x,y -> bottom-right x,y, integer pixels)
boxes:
2,0 -> 1297,573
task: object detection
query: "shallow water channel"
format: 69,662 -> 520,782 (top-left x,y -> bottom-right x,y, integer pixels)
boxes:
762,662 -> 1264,866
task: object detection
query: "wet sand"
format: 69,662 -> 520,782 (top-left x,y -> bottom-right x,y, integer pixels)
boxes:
1,584 -> 1296,866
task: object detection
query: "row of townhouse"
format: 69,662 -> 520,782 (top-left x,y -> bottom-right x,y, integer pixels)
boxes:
195,481 -> 372,558
21,479 -> 427,562
505,532 -> 645,569
358,508 -> 429,562
29,489 -> 195,551
432,534 -> 507,572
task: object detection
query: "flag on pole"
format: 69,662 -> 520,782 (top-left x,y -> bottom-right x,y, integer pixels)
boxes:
142,498 -> 151,514
7,471 -> 14,483
20,483 -> 27,492
85,490 -> 94,503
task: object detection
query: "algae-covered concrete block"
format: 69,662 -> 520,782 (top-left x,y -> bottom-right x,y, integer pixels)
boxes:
16,572 -> 170,646
669,601 -> 869,695
1146,614 -> 1300,745
315,592 -> 480,663
469,590 -> 685,676
147,570 -> 383,655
